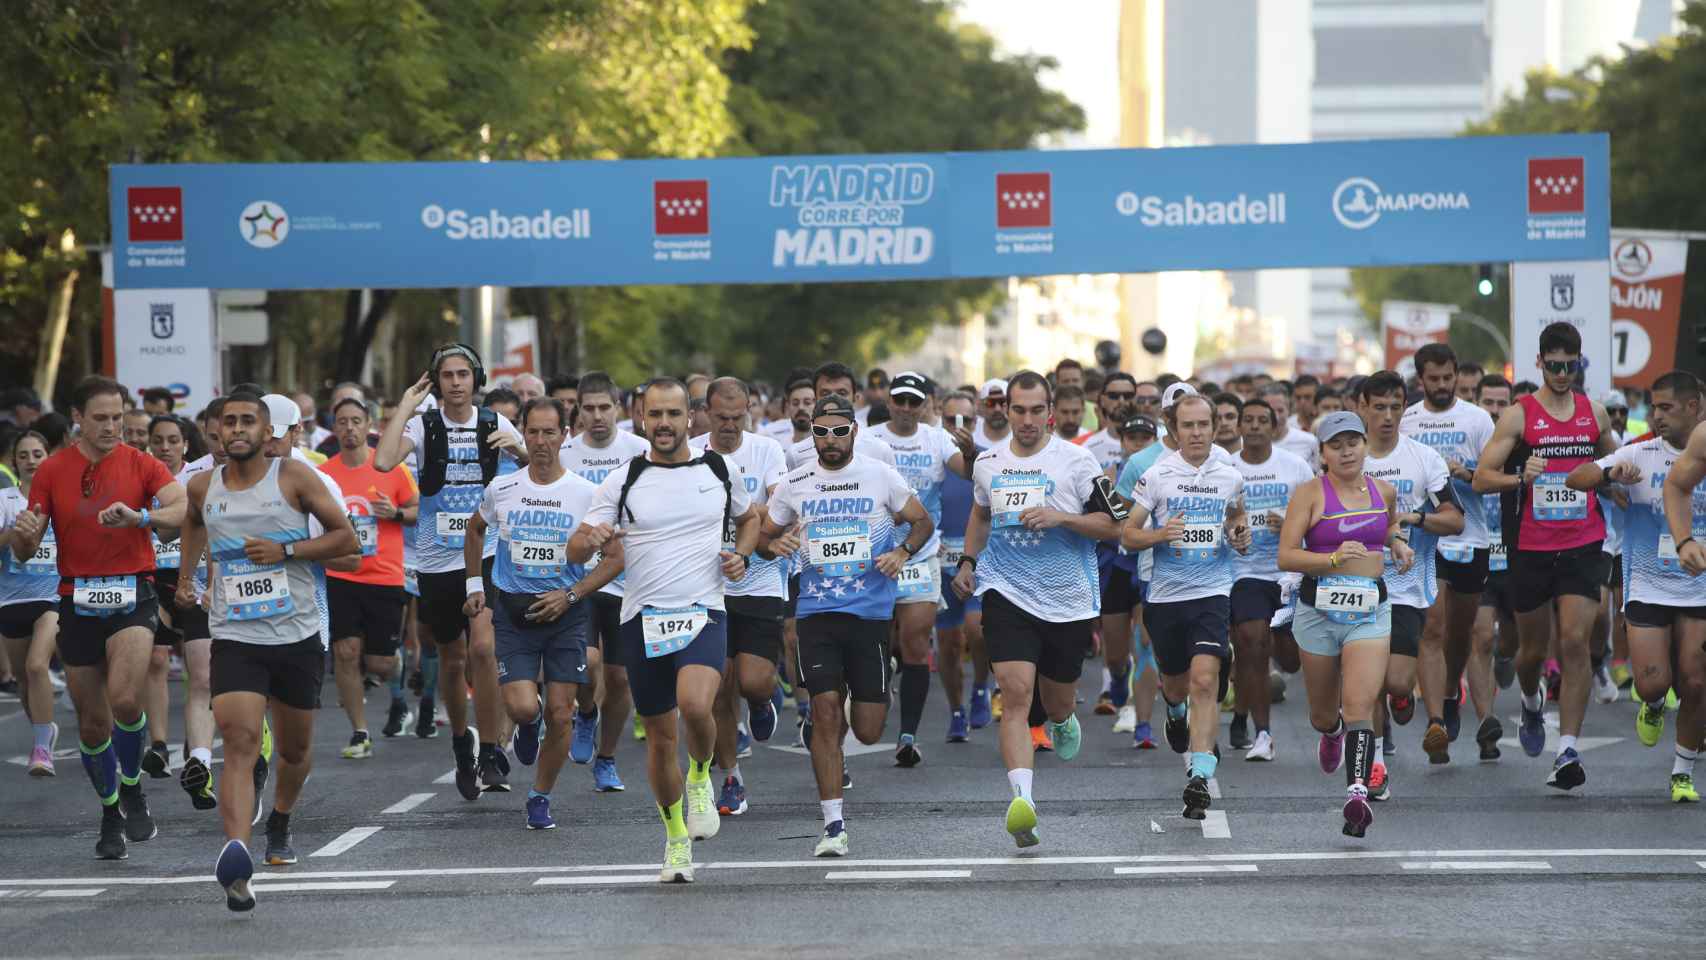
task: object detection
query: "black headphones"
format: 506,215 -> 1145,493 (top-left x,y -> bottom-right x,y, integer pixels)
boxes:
429,342 -> 487,397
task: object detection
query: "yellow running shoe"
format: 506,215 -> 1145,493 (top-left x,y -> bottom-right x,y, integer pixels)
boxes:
1635,701 -> 1666,748
633,712 -> 647,741
1672,773 -> 1700,803
259,714 -> 274,763
1005,796 -> 1039,848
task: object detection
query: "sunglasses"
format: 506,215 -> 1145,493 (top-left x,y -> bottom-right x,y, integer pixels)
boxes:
890,394 -> 926,408
811,423 -> 855,438
1541,359 -> 1583,375
1102,390 -> 1136,402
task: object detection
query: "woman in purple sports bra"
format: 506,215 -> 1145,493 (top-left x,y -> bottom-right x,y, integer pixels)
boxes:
1278,411 -> 1412,839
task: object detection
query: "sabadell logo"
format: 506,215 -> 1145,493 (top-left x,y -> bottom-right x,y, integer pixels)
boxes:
420,203 -> 591,241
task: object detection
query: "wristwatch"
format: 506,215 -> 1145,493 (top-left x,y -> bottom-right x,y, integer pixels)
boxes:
566,589 -> 580,606
283,542 -> 297,560
901,541 -> 919,557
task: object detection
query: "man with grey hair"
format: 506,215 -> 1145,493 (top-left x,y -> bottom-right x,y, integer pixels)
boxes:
295,392 -> 331,452
1262,383 -> 1318,470
512,374 -> 546,405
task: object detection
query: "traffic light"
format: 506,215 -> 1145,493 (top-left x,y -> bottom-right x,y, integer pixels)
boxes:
1476,263 -> 1495,297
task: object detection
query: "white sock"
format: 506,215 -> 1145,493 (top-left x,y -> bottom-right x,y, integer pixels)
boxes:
728,764 -> 743,786
1101,666 -> 1112,694
1674,746 -> 1698,776
191,746 -> 213,766
1558,734 -> 1578,754
1008,767 -> 1034,803
821,798 -> 843,826
1521,688 -> 1544,712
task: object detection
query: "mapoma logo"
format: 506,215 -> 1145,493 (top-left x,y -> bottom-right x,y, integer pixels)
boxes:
1331,176 -> 1470,230
421,203 -> 591,241
239,201 -> 289,249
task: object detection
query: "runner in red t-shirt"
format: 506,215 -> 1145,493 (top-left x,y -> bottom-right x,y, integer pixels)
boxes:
10,376 -> 186,860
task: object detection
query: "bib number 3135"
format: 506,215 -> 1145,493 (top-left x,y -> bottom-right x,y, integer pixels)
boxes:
1532,474 -> 1586,521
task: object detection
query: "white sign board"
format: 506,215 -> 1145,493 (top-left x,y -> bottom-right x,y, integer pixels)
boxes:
1509,259 -> 1611,399
113,288 -> 218,416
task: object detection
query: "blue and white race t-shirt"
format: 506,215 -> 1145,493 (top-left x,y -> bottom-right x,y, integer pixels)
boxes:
1401,397 -> 1495,557
559,430 -> 650,599
1080,428 -> 1124,477
690,432 -> 789,601
769,453 -> 914,621
1131,450 -> 1245,604
1598,438 -> 1706,609
971,435 -> 1103,622
1231,447 -> 1314,583
0,487 -> 57,606
865,422 -> 959,562
1363,436 -> 1450,609
402,409 -> 520,575
479,468 -> 597,596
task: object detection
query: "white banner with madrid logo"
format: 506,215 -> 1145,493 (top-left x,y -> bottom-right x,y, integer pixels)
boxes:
1380,300 -> 1453,379
1609,233 -> 1689,387
112,286 -> 218,416
1510,258 -> 1612,398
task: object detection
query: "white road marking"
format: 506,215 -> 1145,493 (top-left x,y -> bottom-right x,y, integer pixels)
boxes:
825,870 -> 971,880
248,880 -> 395,892
308,826 -> 383,858
1200,810 -> 1231,839
381,793 -> 436,814
1401,861 -> 1552,871
534,876 -> 660,886
1206,777 -> 1222,799
767,730 -> 892,758
432,769 -> 457,785
1115,864 -> 1257,875
0,888 -> 105,898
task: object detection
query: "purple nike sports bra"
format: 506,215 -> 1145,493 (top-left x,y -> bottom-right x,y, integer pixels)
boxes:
1304,476 -> 1387,555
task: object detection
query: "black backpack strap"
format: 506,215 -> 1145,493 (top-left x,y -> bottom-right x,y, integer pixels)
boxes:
476,408 -> 501,484
698,450 -> 735,544
418,410 -> 447,498
614,456 -> 649,526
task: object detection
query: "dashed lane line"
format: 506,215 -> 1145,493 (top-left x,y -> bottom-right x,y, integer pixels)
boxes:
308,826 -> 383,858
381,793 -> 436,815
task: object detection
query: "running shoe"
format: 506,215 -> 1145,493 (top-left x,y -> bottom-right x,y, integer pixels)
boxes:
570,711 -> 598,765
894,733 -> 923,768
1030,725 -> 1053,752
1182,775 -> 1212,820
814,820 -> 849,857
1388,694 -> 1415,726
717,776 -> 748,816
1220,680 -> 1237,713
180,755 -> 217,810
990,689 -> 1004,721
253,720 -> 272,826
749,698 -> 778,742
842,764 -> 853,790
1609,659 -> 1632,689
142,742 -> 170,779
660,836 -> 693,883
633,712 -> 646,741
1133,721 -> 1156,750
1269,670 -> 1287,704
592,757 -> 625,792
1229,714 -> 1251,751
216,839 -> 255,912
1591,663 -> 1619,704
1094,692 -> 1116,716
263,815 -> 296,865
946,709 -> 970,743
1342,785 -> 1372,838
1544,662 -> 1562,702
1384,734 -> 1398,761
736,725 -> 753,759
969,686 -> 992,729
1671,773 -> 1700,804
1546,747 -> 1585,791
119,786 -> 157,842
27,745 -> 55,777
1368,761 -> 1390,802
1442,697 -> 1462,741
1164,710 -> 1190,754
1422,722 -> 1451,765
1519,698 -> 1547,757
382,701 -> 412,738
340,731 -> 373,760
513,715 -> 542,767
1113,703 -> 1137,733
685,775 -> 720,840
1050,713 -> 1082,762
1635,700 -> 1666,748
415,699 -> 438,738
96,805 -> 127,861
479,743 -> 511,792
1476,716 -> 1503,762
1494,655 -> 1516,690
453,730 -> 481,801
794,715 -> 810,749
1246,730 -> 1274,762
1005,796 -> 1040,848
1318,726 -> 1345,774
526,794 -> 556,830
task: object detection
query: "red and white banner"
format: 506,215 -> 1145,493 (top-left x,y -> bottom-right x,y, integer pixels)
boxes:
1610,233 -> 1689,387
1381,300 -> 1453,378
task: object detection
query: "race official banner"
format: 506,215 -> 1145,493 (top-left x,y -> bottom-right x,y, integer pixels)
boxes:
1609,233 -> 1689,387
1510,258 -> 1612,399
110,133 -> 1608,290
111,287 -> 218,415
1380,300 -> 1453,379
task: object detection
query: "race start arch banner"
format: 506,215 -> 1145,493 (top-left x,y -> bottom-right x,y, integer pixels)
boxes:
110,133 -> 1608,291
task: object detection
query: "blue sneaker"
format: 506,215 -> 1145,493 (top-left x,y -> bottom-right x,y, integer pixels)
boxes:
771,683 -> 786,717
526,794 -> 556,830
946,709 -> 970,743
736,726 -> 753,759
1519,698 -> 1546,757
592,757 -> 625,792
1442,696 -> 1462,742
513,715 -> 542,767
216,839 -> 255,913
749,698 -> 778,743
968,686 -> 992,729
570,710 -> 597,765
717,775 -> 748,816
1133,721 -> 1156,749
1546,747 -> 1585,790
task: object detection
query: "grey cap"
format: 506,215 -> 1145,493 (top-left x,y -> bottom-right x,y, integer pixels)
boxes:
812,395 -> 856,421
1314,410 -> 1365,444
1602,389 -> 1629,410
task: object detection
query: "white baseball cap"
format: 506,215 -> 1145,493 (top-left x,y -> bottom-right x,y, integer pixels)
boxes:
1161,382 -> 1199,409
979,378 -> 1007,400
261,393 -> 301,440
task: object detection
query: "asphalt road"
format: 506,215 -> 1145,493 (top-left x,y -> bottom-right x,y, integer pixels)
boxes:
2,660 -> 1701,958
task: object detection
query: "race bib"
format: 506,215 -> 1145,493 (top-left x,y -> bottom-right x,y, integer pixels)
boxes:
151,534 -> 180,570
221,560 -> 294,621
1438,543 -> 1474,565
1532,473 -> 1586,521
352,515 -> 378,557
896,556 -> 938,600
938,536 -> 965,572
1315,574 -> 1379,626
991,474 -> 1048,528
1168,521 -> 1222,562
1489,540 -> 1508,573
512,532 -> 569,579
641,604 -> 708,659
1657,523 -> 1705,568
435,511 -> 473,547
806,520 -> 871,577
22,538 -> 58,576
73,575 -> 137,618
